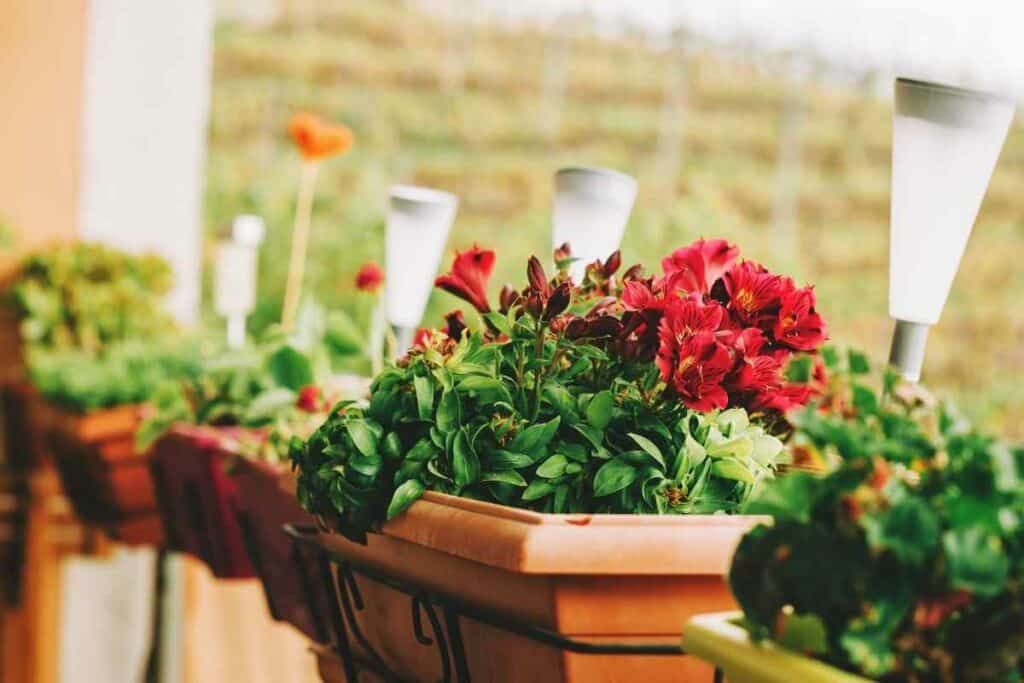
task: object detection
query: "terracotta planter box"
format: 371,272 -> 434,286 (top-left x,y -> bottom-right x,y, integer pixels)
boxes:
46,403 -> 161,539
232,457 -> 328,642
304,492 -> 763,682
683,612 -> 870,683
150,426 -> 254,579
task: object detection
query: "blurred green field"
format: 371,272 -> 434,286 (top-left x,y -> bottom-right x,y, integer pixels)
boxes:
204,0 -> 1024,436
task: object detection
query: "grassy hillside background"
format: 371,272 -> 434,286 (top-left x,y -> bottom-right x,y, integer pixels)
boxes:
204,0 -> 1024,436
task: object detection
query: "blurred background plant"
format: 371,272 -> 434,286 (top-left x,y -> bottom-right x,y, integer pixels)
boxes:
205,0 -> 1024,437
10,243 -> 177,354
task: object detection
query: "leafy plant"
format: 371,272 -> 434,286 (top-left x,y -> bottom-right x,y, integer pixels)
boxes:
136,302 -> 367,452
730,360 -> 1024,682
27,341 -> 202,413
292,239 -> 822,541
9,242 -> 176,353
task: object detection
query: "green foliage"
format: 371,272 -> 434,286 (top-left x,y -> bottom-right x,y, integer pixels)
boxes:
292,311 -> 784,542
27,341 -> 202,413
136,302 -> 362,454
731,369 -> 1024,681
9,242 -> 176,353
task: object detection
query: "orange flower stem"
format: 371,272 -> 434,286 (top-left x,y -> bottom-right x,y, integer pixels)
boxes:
282,160 -> 320,331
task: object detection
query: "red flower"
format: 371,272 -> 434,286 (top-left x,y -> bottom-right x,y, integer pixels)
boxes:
658,332 -> 732,411
412,327 -> 435,349
296,385 -> 322,412
774,285 -> 827,351
722,261 -> 784,328
914,590 -> 972,630
622,279 -> 664,312
435,246 -> 495,313
661,239 -> 739,294
354,262 -> 384,293
656,297 -> 733,411
751,383 -> 813,412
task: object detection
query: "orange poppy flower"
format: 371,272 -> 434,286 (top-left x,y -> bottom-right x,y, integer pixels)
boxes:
288,112 -> 354,160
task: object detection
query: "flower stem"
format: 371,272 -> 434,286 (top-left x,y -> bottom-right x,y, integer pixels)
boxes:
282,160 -> 320,331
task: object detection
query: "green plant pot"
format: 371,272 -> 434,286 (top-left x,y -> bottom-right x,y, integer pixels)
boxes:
682,612 -> 871,683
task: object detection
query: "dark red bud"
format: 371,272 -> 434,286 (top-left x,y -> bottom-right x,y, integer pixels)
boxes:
499,284 -> 520,314
543,282 -> 571,320
444,310 -> 467,341
603,250 -> 622,277
565,317 -> 588,339
586,315 -> 621,338
527,256 -> 550,296
622,264 -> 645,281
524,292 -> 544,318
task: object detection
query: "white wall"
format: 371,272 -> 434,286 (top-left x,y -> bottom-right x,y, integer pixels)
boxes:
78,0 -> 214,324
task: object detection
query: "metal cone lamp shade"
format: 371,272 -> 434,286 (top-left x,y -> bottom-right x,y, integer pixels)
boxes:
888,78 -> 1015,381
385,185 -> 458,350
552,167 -> 637,279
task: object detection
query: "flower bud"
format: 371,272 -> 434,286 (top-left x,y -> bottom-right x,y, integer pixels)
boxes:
602,250 -> 622,277
527,256 -> 550,296
542,282 -> 571,320
499,284 -> 520,314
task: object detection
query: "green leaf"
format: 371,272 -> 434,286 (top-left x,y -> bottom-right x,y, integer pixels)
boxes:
241,388 -> 297,424
717,409 -> 749,436
386,480 -> 425,520
852,384 -> 878,415
848,349 -> 871,374
593,458 -> 639,497
711,458 -> 755,484
346,421 -> 379,458
707,436 -> 754,460
628,433 -> 666,469
522,479 -> 556,501
943,527 -> 1010,597
744,473 -> 816,521
481,470 -> 528,487
484,450 -> 534,469
586,390 -> 614,430
776,613 -> 828,655
571,423 -> 604,450
414,375 -> 434,421
483,311 -> 512,337
536,454 -> 568,479
348,451 -> 382,477
508,416 -> 561,454
452,431 -> 480,488
457,376 -> 511,403
265,345 -> 314,391
751,434 -> 784,466
864,497 -> 940,567
436,390 -> 460,433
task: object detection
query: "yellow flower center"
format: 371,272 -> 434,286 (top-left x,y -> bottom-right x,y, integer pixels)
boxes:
735,288 -> 756,311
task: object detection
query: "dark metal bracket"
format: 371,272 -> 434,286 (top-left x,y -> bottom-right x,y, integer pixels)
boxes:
283,524 -> 720,683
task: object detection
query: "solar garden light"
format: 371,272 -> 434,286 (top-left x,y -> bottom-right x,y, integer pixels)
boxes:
552,166 -> 638,280
888,78 -> 1015,382
214,215 -> 266,349
385,185 -> 458,353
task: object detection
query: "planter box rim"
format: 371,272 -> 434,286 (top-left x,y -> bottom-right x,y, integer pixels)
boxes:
354,490 -> 769,576
683,611 -> 871,683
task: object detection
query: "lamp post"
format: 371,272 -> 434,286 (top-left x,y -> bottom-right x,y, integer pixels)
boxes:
214,215 -> 265,349
385,185 -> 458,353
888,78 -> 1015,382
552,166 -> 637,280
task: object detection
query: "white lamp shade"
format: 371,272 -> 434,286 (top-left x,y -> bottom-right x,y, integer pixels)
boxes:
889,78 -> 1014,325
552,167 -> 637,279
385,185 -> 458,329
231,214 -> 266,247
214,241 -> 258,316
